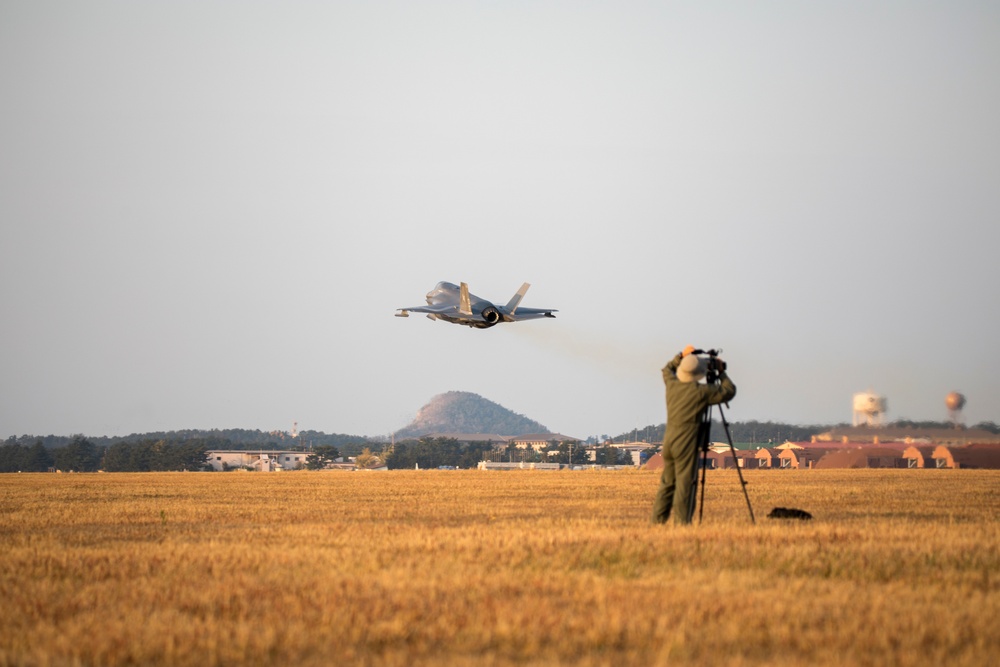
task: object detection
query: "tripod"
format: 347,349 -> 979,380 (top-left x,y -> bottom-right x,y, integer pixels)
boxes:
691,365 -> 756,524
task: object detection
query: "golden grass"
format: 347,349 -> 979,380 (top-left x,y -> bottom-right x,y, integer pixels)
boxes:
1,469 -> 998,666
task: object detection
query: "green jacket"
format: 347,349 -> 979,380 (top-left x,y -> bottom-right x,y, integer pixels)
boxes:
662,354 -> 737,451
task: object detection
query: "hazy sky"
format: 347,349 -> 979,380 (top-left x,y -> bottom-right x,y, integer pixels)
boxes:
2,1 -> 998,440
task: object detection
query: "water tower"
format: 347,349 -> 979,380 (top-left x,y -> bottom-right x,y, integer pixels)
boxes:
945,392 -> 966,428
853,391 -> 887,427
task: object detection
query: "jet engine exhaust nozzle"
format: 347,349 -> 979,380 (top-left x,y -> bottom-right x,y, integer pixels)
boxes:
481,307 -> 501,325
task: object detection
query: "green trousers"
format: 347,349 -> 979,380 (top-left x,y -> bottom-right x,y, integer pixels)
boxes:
651,438 -> 699,525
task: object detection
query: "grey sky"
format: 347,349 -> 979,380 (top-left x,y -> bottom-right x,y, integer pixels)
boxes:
2,1 -> 998,440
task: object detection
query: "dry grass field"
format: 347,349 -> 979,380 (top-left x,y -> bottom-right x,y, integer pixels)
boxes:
1,469 -> 998,666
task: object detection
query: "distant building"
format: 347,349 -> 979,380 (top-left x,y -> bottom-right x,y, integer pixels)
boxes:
814,447 -> 906,469
901,446 -> 940,468
206,450 -> 309,472
404,432 -> 583,453
477,461 -> 562,471
600,441 -> 652,465
926,444 -> 1000,469
814,426 -> 999,446
639,442 -> 1000,472
511,434 -> 581,452
713,448 -> 760,469
641,452 -> 663,471
777,448 -> 831,469
755,448 -> 777,468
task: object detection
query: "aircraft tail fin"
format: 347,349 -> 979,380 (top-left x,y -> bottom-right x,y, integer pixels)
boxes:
505,283 -> 531,314
459,282 -> 473,316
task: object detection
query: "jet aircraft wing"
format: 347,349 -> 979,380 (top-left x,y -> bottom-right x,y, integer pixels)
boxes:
503,307 -> 557,321
395,303 -> 460,315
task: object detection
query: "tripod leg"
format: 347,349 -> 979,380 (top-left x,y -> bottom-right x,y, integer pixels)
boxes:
686,440 -> 705,523
696,406 -> 711,523
719,405 -> 755,524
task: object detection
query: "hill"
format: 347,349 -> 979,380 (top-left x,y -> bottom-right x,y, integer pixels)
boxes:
395,391 -> 548,439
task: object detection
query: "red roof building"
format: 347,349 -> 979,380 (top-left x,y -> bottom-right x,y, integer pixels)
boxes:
814,447 -> 906,469
930,443 -> 1000,469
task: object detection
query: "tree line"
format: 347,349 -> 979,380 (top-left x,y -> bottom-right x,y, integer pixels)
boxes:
384,437 -> 633,469
1,437 -> 101,473
0,436 -> 217,473
385,438 -> 495,469
0,436 -> 330,473
0,429 -> 381,473
2,428 -> 373,455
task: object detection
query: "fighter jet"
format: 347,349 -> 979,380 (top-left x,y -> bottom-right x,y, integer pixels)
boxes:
395,281 -> 557,329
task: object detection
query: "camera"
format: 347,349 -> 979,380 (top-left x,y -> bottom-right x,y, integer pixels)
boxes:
693,348 -> 726,382
707,354 -> 726,373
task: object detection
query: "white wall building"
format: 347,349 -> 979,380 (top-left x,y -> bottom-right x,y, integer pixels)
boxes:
206,450 -> 309,472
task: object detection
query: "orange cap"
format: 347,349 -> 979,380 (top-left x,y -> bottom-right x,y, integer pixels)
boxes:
682,345 -> 696,357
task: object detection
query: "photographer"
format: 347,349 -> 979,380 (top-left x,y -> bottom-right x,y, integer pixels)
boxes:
651,346 -> 736,525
